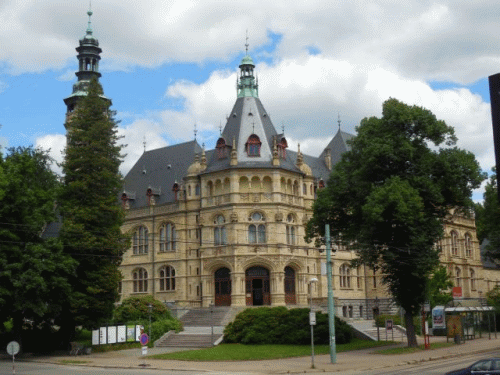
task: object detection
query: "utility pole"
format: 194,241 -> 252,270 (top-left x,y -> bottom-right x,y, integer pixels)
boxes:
325,224 -> 337,363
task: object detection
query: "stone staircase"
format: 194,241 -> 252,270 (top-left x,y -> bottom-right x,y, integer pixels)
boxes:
155,306 -> 231,348
348,319 -> 407,342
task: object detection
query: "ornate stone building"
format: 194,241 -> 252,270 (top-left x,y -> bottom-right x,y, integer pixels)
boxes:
65,12 -> 495,319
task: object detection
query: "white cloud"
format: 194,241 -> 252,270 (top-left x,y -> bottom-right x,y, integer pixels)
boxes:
1,0 -> 500,84
35,133 -> 66,175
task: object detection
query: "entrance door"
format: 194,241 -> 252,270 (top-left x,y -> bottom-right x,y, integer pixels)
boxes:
284,266 -> 296,305
214,267 -> 231,306
245,266 -> 270,306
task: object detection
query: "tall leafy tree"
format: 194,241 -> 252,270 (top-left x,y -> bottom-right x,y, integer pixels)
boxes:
426,265 -> 453,309
0,147 -> 75,344
59,78 -> 128,330
306,98 -> 484,347
474,172 -> 500,260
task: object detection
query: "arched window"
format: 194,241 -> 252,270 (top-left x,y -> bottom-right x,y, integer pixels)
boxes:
133,226 -> 148,255
470,268 -> 476,291
465,233 -> 472,257
342,306 -> 347,317
248,212 -> 266,243
159,265 -> 176,291
340,264 -> 351,288
286,214 -> 296,245
455,267 -> 461,287
160,223 -> 176,252
246,134 -> 261,157
133,268 -> 148,293
214,215 -> 227,245
451,231 -> 459,256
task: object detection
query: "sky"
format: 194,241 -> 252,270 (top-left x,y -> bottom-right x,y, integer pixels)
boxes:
0,1 -> 498,201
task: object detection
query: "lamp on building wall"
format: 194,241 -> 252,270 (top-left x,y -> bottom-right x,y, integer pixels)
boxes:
309,277 -> 318,369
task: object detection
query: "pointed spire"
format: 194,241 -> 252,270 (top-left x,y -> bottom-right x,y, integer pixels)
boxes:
245,29 -> 249,55
201,145 -> 207,170
337,113 -> 341,130
86,2 -> 93,36
296,143 -> 303,166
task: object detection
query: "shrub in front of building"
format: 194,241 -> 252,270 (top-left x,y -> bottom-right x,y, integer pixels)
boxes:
223,307 -> 352,345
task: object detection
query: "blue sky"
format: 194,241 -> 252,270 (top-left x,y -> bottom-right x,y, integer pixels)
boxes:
1,1 -> 498,201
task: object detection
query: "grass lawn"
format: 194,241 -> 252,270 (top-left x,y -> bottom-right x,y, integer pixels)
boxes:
375,341 -> 454,354
149,338 -> 393,361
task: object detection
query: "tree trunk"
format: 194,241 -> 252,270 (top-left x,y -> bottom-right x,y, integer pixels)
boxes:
404,311 -> 418,347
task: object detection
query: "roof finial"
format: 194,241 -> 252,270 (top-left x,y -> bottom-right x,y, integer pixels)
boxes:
245,29 -> 249,55
281,122 -> 285,134
143,136 -> 146,153
194,123 -> 197,140
252,121 -> 255,134
219,121 -> 222,135
337,113 -> 341,130
86,1 -> 93,35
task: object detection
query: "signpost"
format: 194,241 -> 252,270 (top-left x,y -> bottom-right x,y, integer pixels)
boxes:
7,341 -> 20,374
139,333 -> 149,367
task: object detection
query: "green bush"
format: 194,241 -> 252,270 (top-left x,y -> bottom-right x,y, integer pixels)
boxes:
113,295 -> 174,323
223,307 -> 352,345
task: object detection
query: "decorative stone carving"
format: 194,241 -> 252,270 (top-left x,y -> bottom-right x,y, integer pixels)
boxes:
230,212 -> 238,223
275,212 -> 283,222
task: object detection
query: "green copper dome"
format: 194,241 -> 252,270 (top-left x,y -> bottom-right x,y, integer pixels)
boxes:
240,55 -> 255,66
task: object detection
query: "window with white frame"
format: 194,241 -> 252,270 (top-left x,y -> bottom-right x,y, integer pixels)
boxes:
286,214 -> 296,245
133,268 -> 148,293
133,226 -> 149,255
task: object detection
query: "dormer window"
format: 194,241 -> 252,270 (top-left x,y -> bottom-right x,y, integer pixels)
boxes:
216,137 -> 228,159
172,182 -> 180,200
246,134 -> 261,157
278,137 -> 288,159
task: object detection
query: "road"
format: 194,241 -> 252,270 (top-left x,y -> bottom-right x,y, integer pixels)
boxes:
0,361 -> 253,375
1,349 -> 499,375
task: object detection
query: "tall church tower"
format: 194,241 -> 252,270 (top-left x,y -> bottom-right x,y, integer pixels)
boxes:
63,8 -> 110,122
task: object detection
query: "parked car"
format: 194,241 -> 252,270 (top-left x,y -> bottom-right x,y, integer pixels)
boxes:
445,358 -> 500,374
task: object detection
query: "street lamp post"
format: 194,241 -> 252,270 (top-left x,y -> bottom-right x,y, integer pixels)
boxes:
374,297 -> 380,341
309,277 -> 318,369
148,303 -> 153,345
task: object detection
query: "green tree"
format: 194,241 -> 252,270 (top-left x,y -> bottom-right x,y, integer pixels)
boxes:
306,98 -> 484,347
59,78 -> 128,332
474,172 -> 500,260
427,265 -> 453,308
0,147 -> 75,346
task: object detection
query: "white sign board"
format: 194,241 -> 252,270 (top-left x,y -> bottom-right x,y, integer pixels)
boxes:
135,325 -> 143,341
6,341 -> 20,356
117,325 -> 126,343
309,312 -> 316,325
107,326 -> 117,344
92,330 -> 99,345
99,327 -> 107,345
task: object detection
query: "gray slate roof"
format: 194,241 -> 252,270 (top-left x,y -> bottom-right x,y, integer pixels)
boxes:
122,140 -> 202,208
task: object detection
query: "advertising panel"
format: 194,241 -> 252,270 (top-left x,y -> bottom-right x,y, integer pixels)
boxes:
126,325 -> 135,342
432,306 -> 446,329
117,325 -> 126,343
107,326 -> 117,344
92,330 -> 99,345
99,327 -> 107,345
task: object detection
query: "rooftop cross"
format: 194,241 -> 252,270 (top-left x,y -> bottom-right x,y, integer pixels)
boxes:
219,121 -> 222,135
194,123 -> 198,140
281,122 -> 285,134
337,113 -> 341,130
143,136 -> 146,153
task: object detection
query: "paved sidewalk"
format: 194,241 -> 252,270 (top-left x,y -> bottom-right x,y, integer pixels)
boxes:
21,336 -> 500,374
